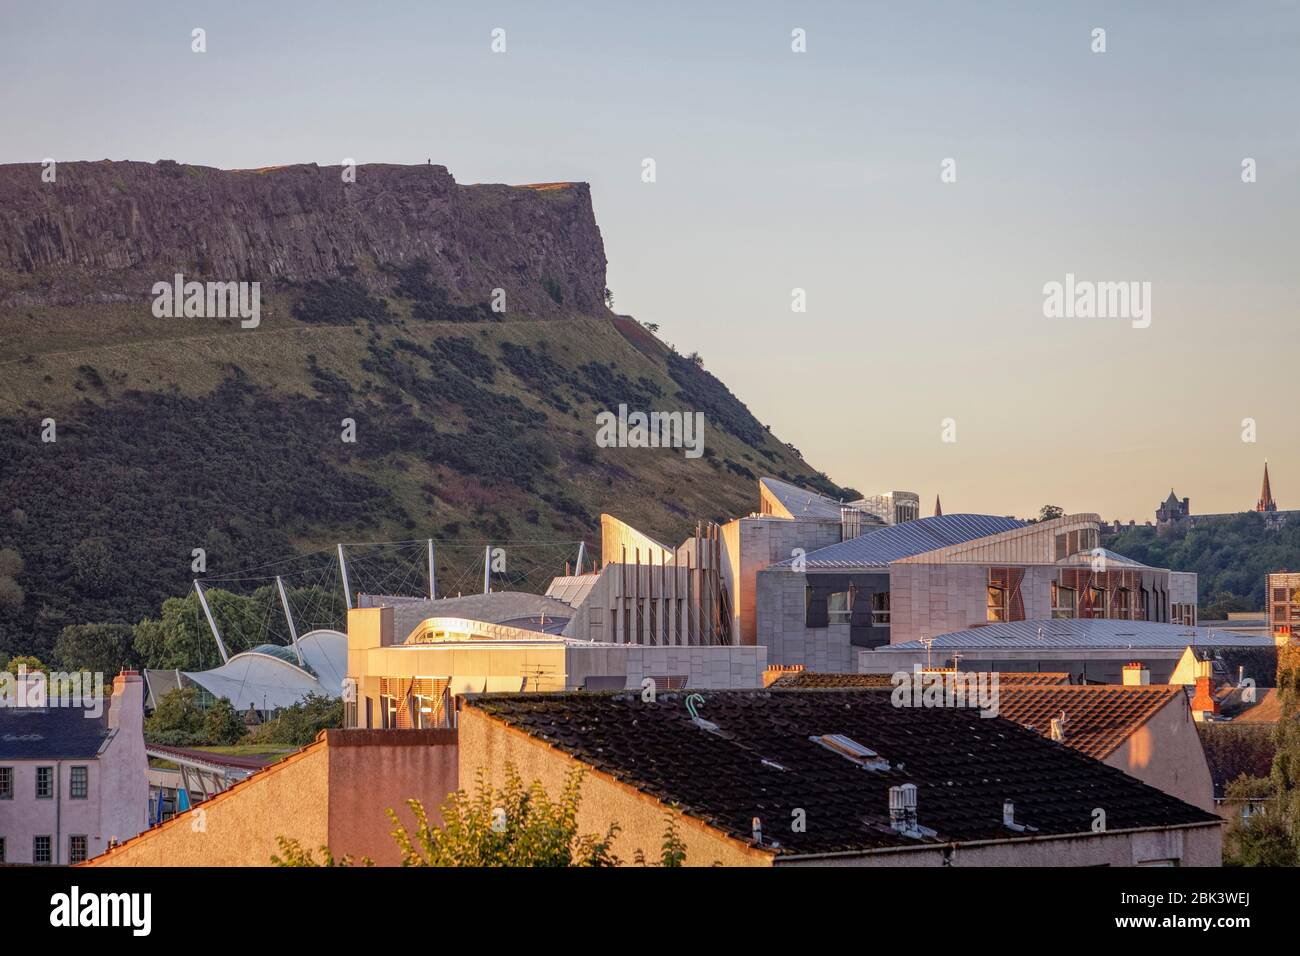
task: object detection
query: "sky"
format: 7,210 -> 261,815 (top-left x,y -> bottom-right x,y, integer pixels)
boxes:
2,0 -> 1297,521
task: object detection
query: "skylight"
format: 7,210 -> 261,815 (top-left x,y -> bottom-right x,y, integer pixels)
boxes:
811,733 -> 890,770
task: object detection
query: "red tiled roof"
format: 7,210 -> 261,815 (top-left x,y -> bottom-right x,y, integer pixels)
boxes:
993,685 -> 1181,760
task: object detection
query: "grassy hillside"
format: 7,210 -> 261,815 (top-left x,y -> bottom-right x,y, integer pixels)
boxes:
0,281 -> 849,658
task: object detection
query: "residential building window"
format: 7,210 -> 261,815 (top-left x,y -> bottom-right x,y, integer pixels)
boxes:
0,767 -> 11,800
35,766 -> 53,799
827,591 -> 852,625
871,591 -> 891,625
987,585 -> 1008,622
69,835 -> 88,865
1051,583 -> 1076,619
33,835 -> 51,864
70,766 -> 88,800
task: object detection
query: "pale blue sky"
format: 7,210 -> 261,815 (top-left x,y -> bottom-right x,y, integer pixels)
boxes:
3,1 -> 1297,520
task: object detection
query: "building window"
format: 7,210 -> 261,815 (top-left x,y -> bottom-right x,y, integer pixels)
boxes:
827,591 -> 852,625
70,766 -> 88,800
0,767 -> 11,800
1113,588 -> 1132,618
33,835 -> 51,864
69,835 -> 88,865
871,591 -> 891,625
1052,583 -> 1076,619
1086,586 -> 1107,618
35,767 -> 53,799
987,585 -> 1008,622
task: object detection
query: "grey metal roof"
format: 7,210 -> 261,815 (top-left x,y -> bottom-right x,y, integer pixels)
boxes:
385,591 -> 579,641
888,618 -> 1277,650
775,513 -> 1026,569
545,574 -> 600,608
1056,548 -> 1150,568
759,476 -> 844,520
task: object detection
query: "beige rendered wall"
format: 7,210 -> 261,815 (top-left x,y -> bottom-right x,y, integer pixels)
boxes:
88,730 -> 460,867
87,742 -> 331,867
458,706 -> 772,867
1105,695 -> 1215,813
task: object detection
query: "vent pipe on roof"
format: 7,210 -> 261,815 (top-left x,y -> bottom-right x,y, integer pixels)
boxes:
751,816 -> 763,845
888,783 -> 918,834
1049,713 -> 1066,742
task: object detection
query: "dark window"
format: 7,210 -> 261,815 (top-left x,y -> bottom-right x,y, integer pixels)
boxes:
70,766 -> 88,799
0,837 -> 5,863
871,591 -> 891,625
33,835 -> 51,864
69,835 -> 88,865
35,767 -> 53,799
0,767 -> 11,799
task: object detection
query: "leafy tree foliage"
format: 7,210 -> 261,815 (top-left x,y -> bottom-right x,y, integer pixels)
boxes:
202,697 -> 247,746
144,687 -> 206,746
243,693 -> 342,747
54,623 -> 139,674
270,836 -> 371,867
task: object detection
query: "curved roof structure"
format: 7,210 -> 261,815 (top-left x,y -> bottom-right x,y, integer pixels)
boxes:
145,629 -> 347,713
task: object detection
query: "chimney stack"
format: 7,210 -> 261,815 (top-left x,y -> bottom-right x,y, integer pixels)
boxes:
1122,661 -> 1150,686
1191,659 -> 1219,722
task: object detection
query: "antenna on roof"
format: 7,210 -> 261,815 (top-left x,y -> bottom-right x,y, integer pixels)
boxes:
919,636 -> 934,669
275,575 -> 305,667
337,544 -> 353,611
193,581 -> 230,665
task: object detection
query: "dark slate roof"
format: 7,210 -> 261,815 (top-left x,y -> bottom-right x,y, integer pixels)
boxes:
773,513 -> 1026,569
0,704 -> 113,759
887,619 -> 1277,650
467,690 -> 1219,858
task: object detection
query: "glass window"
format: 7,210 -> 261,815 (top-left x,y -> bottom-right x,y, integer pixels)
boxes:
70,766 -> 88,800
69,835 -> 88,865
1052,583 -> 1076,619
827,591 -> 852,625
35,767 -> 53,799
871,591 -> 891,625
1114,589 -> 1131,617
33,836 -> 51,864
987,586 -> 1007,622
0,767 -> 11,799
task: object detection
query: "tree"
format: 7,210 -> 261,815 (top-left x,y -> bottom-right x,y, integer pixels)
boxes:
5,654 -> 46,674
243,693 -> 341,747
270,836 -> 371,867
387,765 -> 620,867
1038,505 -> 1065,522
202,697 -> 247,746
54,623 -> 139,674
144,687 -> 205,745
0,547 -> 24,609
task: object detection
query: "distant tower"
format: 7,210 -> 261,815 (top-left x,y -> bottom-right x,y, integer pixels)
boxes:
1157,489 -> 1190,525
934,494 -> 942,517
1257,461 -> 1278,513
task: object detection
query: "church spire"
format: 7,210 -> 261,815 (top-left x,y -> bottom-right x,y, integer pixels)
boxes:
934,494 -> 942,517
1257,461 -> 1277,513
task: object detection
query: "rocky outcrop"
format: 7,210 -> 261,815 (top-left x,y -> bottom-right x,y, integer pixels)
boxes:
0,160 -> 609,316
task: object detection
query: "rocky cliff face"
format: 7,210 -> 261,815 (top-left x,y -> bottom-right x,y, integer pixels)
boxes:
0,160 -> 608,316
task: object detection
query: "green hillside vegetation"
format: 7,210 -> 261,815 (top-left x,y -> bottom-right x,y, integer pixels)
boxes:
0,272 -> 850,661
1104,512 -> 1300,619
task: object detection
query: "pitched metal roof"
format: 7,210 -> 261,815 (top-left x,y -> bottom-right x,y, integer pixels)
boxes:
466,690 -> 1219,857
759,476 -> 844,520
888,618 -> 1276,650
774,513 -> 1026,569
